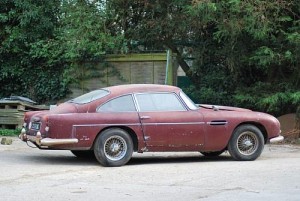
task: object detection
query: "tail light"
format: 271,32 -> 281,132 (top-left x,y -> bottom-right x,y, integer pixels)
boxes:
43,116 -> 50,132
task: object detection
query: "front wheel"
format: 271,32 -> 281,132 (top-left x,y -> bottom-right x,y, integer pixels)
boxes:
94,128 -> 133,167
228,125 -> 264,161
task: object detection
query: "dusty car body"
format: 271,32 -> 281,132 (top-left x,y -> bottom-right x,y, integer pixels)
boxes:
19,84 -> 283,166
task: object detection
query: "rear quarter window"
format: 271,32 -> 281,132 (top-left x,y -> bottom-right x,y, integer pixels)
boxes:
97,95 -> 136,112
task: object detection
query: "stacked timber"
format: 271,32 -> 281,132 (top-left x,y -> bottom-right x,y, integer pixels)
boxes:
0,100 -> 48,129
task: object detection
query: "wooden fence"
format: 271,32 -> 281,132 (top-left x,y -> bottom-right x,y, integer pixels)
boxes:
68,52 -> 178,98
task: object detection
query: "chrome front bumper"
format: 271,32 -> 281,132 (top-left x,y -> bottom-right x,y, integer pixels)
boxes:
19,129 -> 78,146
270,135 -> 284,144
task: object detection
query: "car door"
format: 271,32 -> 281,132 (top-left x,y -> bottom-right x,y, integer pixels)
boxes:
135,92 -> 205,151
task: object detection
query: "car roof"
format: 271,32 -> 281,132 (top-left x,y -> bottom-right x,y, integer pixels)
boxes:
103,84 -> 180,94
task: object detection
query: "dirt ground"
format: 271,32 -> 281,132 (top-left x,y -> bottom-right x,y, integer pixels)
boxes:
0,137 -> 300,201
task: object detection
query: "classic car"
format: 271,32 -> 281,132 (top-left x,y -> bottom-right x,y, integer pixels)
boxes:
19,84 -> 284,166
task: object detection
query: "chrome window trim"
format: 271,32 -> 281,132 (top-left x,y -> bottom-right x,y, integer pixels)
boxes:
179,91 -> 198,110
67,89 -> 110,104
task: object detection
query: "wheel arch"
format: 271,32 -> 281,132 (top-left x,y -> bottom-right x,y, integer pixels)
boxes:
92,126 -> 139,151
233,122 -> 268,144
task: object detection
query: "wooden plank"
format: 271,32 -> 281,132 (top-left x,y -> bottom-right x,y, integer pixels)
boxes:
17,105 -> 25,111
105,53 -> 168,62
107,62 -> 131,86
0,101 -> 48,129
0,101 -> 49,111
153,61 -> 167,85
0,117 -> 23,124
0,109 -> 25,113
130,62 -> 154,84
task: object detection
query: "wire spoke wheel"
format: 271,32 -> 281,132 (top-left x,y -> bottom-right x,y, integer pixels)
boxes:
228,125 -> 264,161
236,131 -> 259,156
104,135 -> 127,161
94,128 -> 133,167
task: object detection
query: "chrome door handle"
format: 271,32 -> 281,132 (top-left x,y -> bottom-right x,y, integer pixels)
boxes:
140,116 -> 151,120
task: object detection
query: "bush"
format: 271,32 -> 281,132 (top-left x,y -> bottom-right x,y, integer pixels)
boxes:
0,129 -> 21,136
234,83 -> 300,116
182,80 -> 300,117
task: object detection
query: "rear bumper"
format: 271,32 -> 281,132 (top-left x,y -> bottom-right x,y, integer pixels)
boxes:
19,129 -> 78,146
269,135 -> 284,144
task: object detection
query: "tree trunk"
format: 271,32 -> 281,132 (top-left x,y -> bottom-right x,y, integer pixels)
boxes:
295,106 -> 300,130
165,42 -> 201,86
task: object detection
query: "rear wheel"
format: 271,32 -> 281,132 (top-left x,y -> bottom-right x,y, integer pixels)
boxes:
71,150 -> 95,159
228,125 -> 264,161
94,128 -> 133,167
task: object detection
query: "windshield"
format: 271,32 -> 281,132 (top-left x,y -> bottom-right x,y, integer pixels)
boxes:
180,91 -> 198,110
67,89 -> 109,104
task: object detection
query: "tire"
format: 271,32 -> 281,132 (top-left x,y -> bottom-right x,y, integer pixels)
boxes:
94,128 -> 133,167
228,124 -> 264,161
200,150 -> 224,157
71,150 -> 95,159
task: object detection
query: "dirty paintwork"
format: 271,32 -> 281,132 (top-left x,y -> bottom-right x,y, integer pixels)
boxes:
19,84 -> 283,165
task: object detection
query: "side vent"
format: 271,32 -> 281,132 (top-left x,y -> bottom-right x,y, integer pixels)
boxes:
207,120 -> 228,126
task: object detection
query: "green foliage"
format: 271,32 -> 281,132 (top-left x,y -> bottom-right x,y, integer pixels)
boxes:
183,62 -> 236,106
234,82 -> 300,116
0,0 -> 299,117
0,0 -> 67,103
59,0 -> 125,62
0,129 -> 21,136
180,0 -> 300,116
0,0 -> 125,103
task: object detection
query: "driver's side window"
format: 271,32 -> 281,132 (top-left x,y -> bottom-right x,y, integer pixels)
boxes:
136,93 -> 186,112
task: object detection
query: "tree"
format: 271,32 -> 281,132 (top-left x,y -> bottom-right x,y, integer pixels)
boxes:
106,0 -> 203,84
0,0 -> 67,103
109,0 -> 300,115
0,0 -> 125,102
189,0 -> 300,115
0,0 -> 299,115
57,0 -> 125,93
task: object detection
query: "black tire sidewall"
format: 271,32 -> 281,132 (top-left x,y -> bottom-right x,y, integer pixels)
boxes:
71,150 -> 94,159
228,125 -> 264,161
200,150 -> 224,157
94,128 -> 133,167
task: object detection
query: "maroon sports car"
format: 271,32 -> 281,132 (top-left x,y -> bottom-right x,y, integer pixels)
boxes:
19,84 -> 283,166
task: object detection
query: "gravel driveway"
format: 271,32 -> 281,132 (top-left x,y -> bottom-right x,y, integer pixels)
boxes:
1,137 -> 300,201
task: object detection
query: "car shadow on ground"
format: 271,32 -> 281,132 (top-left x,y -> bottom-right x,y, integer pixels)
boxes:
20,151 -> 99,165
19,151 -> 233,166
128,154 -> 233,166
19,152 -> 234,166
